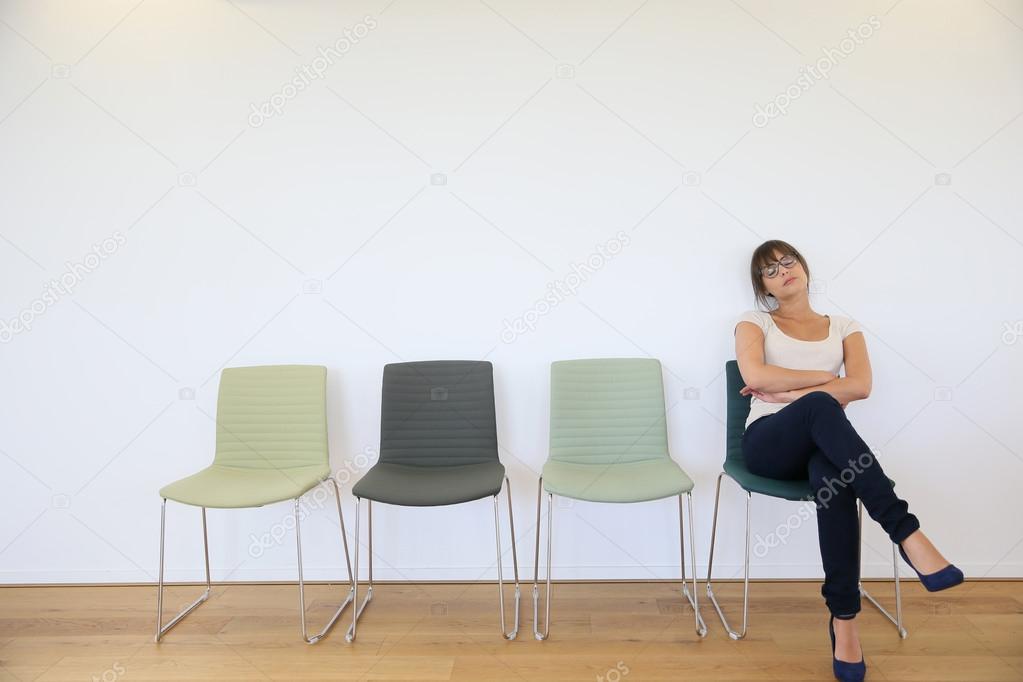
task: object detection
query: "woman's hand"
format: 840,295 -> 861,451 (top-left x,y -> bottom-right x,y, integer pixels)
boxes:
740,385 -> 779,401
740,385 -> 849,409
741,386 -> 798,403
755,389 -> 799,403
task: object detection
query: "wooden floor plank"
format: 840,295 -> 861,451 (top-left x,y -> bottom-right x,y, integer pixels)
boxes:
0,581 -> 1020,681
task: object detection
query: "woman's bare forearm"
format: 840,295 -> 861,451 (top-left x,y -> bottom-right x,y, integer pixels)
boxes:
786,377 -> 869,404
744,363 -> 835,392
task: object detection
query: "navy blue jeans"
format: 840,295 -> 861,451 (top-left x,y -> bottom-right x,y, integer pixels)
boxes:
741,391 -> 920,617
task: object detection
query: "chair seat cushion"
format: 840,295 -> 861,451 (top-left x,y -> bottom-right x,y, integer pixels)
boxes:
352,461 -> 505,506
542,458 -> 694,503
159,463 -> 330,508
723,459 -> 895,502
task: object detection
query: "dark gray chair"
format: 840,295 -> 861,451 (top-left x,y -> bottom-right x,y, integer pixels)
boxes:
346,360 -> 520,641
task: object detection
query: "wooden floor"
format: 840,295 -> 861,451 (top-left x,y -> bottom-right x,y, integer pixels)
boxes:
0,580 -> 1020,681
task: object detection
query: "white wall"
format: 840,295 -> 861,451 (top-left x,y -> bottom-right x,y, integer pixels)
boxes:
1,0 -> 1021,585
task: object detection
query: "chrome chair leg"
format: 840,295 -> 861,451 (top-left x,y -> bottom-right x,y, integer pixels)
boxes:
679,492 -> 708,637
494,475 -> 521,640
532,476 -> 552,641
295,479 -> 356,644
155,500 -> 211,643
705,472 -> 751,640
346,497 -> 373,642
857,500 -> 908,638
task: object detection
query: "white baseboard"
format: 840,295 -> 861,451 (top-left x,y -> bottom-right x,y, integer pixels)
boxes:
2,562 -> 1019,584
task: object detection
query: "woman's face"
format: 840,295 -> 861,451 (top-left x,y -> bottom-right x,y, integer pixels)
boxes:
761,249 -> 806,301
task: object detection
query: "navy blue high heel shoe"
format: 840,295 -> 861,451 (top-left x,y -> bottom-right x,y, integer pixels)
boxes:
898,544 -> 964,592
829,615 -> 866,682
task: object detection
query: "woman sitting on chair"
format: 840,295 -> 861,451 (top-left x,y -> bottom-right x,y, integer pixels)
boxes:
734,239 -> 963,682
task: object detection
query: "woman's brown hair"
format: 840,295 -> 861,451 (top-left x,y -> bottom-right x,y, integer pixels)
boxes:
750,240 -> 811,312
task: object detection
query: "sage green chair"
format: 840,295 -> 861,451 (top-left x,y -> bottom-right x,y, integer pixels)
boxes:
532,358 -> 707,640
705,361 -> 907,640
346,360 -> 520,641
155,365 -> 354,644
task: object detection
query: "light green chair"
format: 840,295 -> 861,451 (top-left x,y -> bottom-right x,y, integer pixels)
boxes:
532,358 -> 707,640
155,365 -> 354,644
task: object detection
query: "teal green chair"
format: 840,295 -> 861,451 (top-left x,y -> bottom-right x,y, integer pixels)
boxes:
346,360 -> 520,642
155,365 -> 354,644
532,358 -> 706,640
705,361 -> 907,639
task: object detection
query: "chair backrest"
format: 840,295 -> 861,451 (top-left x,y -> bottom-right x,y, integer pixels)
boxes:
379,360 -> 498,467
213,365 -> 328,470
549,358 -> 671,465
725,360 -> 750,464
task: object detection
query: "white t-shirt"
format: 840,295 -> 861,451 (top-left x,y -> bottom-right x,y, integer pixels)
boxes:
734,310 -> 864,430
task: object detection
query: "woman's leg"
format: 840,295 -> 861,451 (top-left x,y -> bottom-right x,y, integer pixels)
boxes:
742,398 -> 862,619
741,391 -> 929,665
807,451 -> 867,663
742,391 -> 920,546
807,450 -> 861,617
